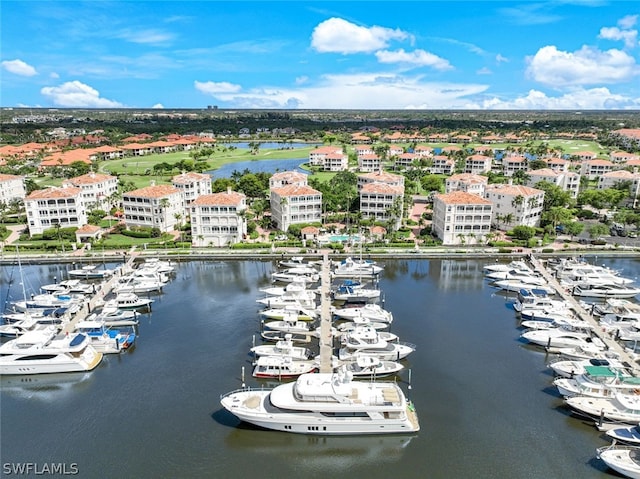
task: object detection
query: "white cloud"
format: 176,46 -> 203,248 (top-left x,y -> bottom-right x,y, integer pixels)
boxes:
2,59 -> 37,77
151,103 -> 164,109
295,76 -> 309,85
526,45 -> 639,87
476,67 -> 493,75
481,87 -> 640,110
50,72 -> 60,79
195,72 -> 488,109
618,14 -> 638,30
115,28 -> 174,45
40,81 -> 124,107
194,81 -> 242,95
599,26 -> 638,49
496,54 -> 509,63
311,18 -> 409,54
375,49 -> 452,70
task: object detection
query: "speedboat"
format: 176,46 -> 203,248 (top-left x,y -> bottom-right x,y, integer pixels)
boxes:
520,323 -> 595,349
606,424 -> 640,446
67,264 -> 115,279
333,284 -> 380,303
252,356 -> 317,379
493,279 -> 555,294
483,260 -> 530,273
331,257 -> 383,278
597,445 -> 640,478
74,320 -> 136,353
571,283 -> 640,299
262,316 -> 317,334
113,277 -> 165,294
338,341 -> 415,361
485,268 -> 541,282
260,330 -> 317,344
256,289 -> 317,309
338,356 -> 404,378
339,325 -> 398,350
0,330 -> 103,375
220,370 -> 419,435
40,279 -> 95,295
12,292 -> 85,313
260,306 -> 318,321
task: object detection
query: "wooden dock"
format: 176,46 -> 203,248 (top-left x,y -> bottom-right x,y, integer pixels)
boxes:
61,251 -> 138,335
318,251 -> 334,373
527,255 -> 640,372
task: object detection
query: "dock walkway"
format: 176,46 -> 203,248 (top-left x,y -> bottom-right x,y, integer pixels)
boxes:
318,251 -> 334,373
61,248 -> 138,334
527,255 -> 639,372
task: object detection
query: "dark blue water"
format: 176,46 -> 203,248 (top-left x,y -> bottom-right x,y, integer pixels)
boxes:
2,256 -> 640,478
218,142 -> 321,150
208,158 -> 309,178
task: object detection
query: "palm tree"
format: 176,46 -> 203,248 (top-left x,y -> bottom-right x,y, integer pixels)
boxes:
174,213 -> 183,241
159,198 -> 170,231
457,233 -> 466,245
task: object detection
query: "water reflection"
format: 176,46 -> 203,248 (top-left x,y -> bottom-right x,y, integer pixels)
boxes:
0,372 -> 95,401
224,427 -> 414,473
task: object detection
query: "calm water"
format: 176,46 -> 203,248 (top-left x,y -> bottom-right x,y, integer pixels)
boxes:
2,256 -> 640,479
208,158 -> 309,178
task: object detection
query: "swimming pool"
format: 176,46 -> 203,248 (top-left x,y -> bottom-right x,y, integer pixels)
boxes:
328,234 -> 362,243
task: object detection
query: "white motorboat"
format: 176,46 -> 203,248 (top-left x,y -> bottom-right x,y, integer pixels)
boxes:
483,260 -> 530,273
337,319 -> 390,331
331,257 -> 383,278
339,325 -> 398,350
548,357 -> 628,378
260,306 -> 318,321
493,279 -> 554,294
278,256 -> 320,269
0,318 -> 58,338
554,364 -> 640,398
260,330 -> 317,344
259,280 -> 311,297
252,356 -> 318,379
256,288 -> 317,308
597,445 -> 640,478
338,356 -> 404,378
0,330 -> 103,375
333,284 -> 380,303
262,317 -> 317,335
137,257 -> 176,274
520,316 -> 585,331
12,292 -> 85,313
73,320 -> 137,353
571,283 -> 640,299
40,279 -> 95,295
485,268 -> 541,282
250,336 -> 313,360
565,392 -> 640,424
67,264 -> 115,279
105,293 -> 153,310
606,424 -> 640,446
338,341 -> 415,361
551,339 -> 610,360
113,277 -> 165,294
220,370 -> 419,435
520,323 -> 594,349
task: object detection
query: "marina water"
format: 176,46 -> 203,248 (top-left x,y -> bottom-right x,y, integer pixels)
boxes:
2,257 -> 640,478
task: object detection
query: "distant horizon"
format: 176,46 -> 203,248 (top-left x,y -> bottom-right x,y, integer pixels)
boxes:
2,2 -> 639,110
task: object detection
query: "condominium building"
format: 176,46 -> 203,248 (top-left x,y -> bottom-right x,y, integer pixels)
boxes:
190,189 -> 247,247
62,172 -> 118,211
270,184 -> 322,232
580,159 -> 614,180
122,184 -> 183,232
24,186 -> 87,236
269,171 -> 308,189
483,184 -> 545,230
445,173 -> 488,196
359,182 -> 404,231
432,191 -> 493,245
308,146 -> 348,171
357,170 -> 405,191
527,168 -> 580,199
0,173 -> 26,205
464,154 -> 492,174
172,172 -> 212,205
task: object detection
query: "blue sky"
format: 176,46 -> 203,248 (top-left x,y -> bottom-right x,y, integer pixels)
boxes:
2,1 -> 639,110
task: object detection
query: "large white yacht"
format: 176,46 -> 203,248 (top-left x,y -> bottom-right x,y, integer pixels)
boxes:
0,329 -> 103,375
220,370 -> 419,435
